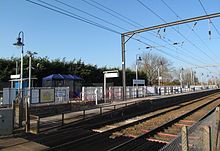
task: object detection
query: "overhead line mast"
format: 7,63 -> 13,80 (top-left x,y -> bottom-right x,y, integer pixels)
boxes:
121,12 -> 220,100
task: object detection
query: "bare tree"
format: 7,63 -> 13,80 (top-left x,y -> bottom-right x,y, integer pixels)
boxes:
139,52 -> 172,85
182,68 -> 192,86
171,68 -> 200,87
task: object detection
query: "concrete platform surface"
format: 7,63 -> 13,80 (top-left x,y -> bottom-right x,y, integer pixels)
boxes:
0,137 -> 48,151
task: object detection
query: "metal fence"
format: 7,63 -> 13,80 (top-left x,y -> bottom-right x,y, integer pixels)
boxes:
159,107 -> 220,151
81,86 -> 152,102
3,87 -> 69,105
81,85 -> 216,102
81,87 -> 103,104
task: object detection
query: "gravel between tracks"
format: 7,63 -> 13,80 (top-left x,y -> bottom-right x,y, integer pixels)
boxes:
111,94 -> 220,138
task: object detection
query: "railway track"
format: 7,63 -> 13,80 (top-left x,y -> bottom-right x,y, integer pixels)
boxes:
43,93 -> 220,151
24,92 -> 216,146
109,94 -> 220,151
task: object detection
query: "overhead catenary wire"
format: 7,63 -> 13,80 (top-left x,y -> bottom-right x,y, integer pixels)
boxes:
198,0 -> 220,37
54,0 -> 177,51
137,0 -> 214,62
160,0 -> 179,19
25,0 -> 211,68
85,0 -> 176,45
137,0 -> 219,66
132,37 -> 198,66
160,0 -> 220,66
52,0 -> 167,48
81,0 -> 170,53
83,0 -> 162,41
25,0 -> 166,52
81,0 -> 141,29
82,0 -> 208,65
131,37 -> 202,67
89,0 -> 143,28
137,33 -> 208,65
52,0 -> 176,53
53,0 -> 129,32
197,0 -> 220,72
25,0 -> 121,35
137,0 -> 213,63
22,0 -> 174,63
194,67 -> 219,80
198,0 -> 212,39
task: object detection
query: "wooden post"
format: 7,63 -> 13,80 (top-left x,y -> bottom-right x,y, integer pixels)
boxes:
202,126 -> 212,151
36,116 -> 40,134
114,105 -> 116,110
181,126 -> 189,151
83,110 -> 86,119
100,107 -> 102,115
61,113 -> 64,126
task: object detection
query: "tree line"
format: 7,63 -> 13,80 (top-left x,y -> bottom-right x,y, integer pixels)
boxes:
0,55 -> 142,87
0,52 -> 197,88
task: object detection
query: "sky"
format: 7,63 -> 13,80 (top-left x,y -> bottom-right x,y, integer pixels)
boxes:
1,0 -> 220,81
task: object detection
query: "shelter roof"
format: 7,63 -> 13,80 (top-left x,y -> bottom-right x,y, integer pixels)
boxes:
42,74 -> 83,81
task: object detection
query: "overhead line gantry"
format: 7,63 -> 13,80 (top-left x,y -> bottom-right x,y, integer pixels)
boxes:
121,12 -> 220,100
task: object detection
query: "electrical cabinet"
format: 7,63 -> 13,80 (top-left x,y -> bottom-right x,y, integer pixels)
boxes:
0,108 -> 13,135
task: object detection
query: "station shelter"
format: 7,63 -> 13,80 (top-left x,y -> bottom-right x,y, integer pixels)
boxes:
42,74 -> 83,98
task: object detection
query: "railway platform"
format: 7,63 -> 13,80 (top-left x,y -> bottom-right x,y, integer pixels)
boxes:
0,89 -> 219,151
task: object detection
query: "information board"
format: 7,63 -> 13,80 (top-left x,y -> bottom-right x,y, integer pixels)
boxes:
40,89 -> 54,103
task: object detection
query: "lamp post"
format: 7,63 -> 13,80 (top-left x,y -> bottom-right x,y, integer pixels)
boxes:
201,73 -> 204,88
158,61 -> 163,87
158,68 -> 160,87
13,31 -> 24,127
180,68 -> 184,88
135,54 -> 142,98
206,74 -> 209,88
190,68 -> 193,86
135,54 -> 142,81
212,76 -> 214,86
193,71 -> 196,85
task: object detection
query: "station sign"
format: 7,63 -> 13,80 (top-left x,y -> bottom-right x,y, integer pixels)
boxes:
10,74 -> 20,79
133,79 -> 145,85
105,72 -> 119,78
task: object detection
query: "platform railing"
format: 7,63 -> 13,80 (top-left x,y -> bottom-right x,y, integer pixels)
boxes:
159,106 -> 220,151
28,99 -> 143,134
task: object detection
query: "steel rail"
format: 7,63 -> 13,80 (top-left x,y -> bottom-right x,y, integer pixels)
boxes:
45,94 -> 220,150
26,92 -> 218,145
108,96 -> 220,151
30,94 -> 213,148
